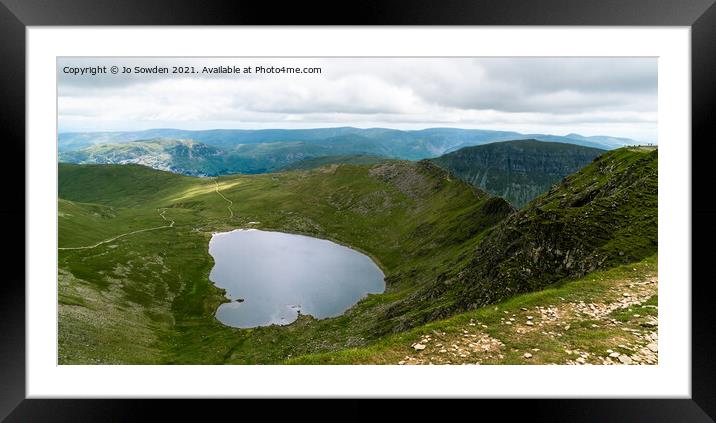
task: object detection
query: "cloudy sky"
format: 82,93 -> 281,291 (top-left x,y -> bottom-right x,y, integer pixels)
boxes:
57,57 -> 657,142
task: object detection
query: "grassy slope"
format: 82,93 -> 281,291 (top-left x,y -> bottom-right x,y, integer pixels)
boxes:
288,254 -> 657,365
58,163 -> 199,207
58,160 -> 512,364
280,155 -> 389,171
58,147 -> 656,364
360,147 -> 657,336
59,199 -> 154,247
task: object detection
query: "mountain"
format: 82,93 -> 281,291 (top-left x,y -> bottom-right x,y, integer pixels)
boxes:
453,147 -> 657,308
58,137 -> 346,175
58,127 -> 629,153
58,127 -> 630,177
58,138 -> 229,176
379,147 -> 657,329
58,127 -> 369,151
431,139 -> 605,207
57,146 -> 656,364
58,127 -> 636,153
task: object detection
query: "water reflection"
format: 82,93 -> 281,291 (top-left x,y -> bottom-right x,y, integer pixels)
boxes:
209,229 -> 385,328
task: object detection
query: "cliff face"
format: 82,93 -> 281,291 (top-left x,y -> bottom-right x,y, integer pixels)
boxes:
432,139 -> 605,207
381,147 -> 657,331
451,147 -> 657,309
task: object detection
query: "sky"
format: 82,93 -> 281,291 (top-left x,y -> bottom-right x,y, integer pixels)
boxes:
57,57 -> 657,142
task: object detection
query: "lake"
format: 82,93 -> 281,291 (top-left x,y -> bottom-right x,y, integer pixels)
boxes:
208,229 -> 385,328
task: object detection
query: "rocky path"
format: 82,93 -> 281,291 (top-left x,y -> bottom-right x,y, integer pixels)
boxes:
213,178 -> 235,219
59,209 -> 175,251
398,273 -> 658,365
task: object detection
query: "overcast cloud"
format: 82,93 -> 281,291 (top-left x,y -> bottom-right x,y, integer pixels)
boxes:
57,57 -> 657,142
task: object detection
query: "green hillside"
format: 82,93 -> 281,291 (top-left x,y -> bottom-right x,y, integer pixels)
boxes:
59,160 -> 513,363
58,147 -> 657,364
454,147 -> 657,307
431,139 -> 605,207
354,147 -> 657,334
289,254 -> 658,365
280,155 -> 389,171
58,162 -> 196,207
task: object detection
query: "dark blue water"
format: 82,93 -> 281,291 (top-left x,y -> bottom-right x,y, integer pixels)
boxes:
209,229 -> 385,328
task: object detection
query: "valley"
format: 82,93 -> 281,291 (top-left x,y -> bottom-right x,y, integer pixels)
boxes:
58,147 -> 657,365
58,127 -> 634,177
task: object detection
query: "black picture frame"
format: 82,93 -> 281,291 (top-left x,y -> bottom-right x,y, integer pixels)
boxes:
1,0 -> 714,421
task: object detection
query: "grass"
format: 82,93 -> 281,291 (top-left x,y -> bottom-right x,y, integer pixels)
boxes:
58,160 -> 512,364
57,147 -> 657,364
280,154 -> 390,171
287,255 -> 657,365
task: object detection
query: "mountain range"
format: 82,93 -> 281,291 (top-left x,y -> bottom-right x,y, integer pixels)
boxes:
58,127 -> 633,152
58,127 -> 639,176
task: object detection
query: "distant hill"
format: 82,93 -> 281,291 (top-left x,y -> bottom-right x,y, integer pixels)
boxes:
58,127 -> 629,153
431,140 -> 605,207
59,136 -> 409,175
57,127 -> 634,176
563,133 -> 641,149
59,137 -> 339,175
59,139 -> 231,176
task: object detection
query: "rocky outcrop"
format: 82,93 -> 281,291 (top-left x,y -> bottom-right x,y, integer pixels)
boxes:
452,147 -> 657,310
380,147 -> 657,332
432,139 -> 605,207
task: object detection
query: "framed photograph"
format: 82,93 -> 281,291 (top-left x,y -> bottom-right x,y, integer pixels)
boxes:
3,0 -> 715,420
